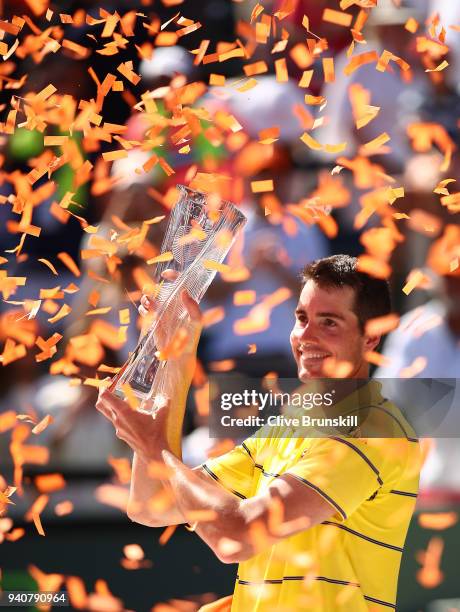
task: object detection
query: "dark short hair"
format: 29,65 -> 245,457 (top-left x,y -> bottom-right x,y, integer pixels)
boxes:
300,254 -> 392,333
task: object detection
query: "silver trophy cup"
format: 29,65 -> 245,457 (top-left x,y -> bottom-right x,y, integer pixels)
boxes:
110,185 -> 246,413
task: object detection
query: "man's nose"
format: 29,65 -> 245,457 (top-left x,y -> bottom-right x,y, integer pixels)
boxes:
299,322 -> 319,342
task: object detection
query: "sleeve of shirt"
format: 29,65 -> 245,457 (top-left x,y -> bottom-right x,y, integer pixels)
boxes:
285,437 -> 388,522
201,437 -> 257,500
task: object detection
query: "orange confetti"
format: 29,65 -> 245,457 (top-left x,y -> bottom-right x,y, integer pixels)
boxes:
35,474 -> 66,493
117,61 -> 141,85
274,58 -> 288,83
233,290 -> 256,306
251,180 -> 274,193
419,512 -> 458,531
322,8 -> 353,27
57,252 -> 81,277
32,414 -> 54,435
376,49 -> 410,73
209,73 -> 226,86
405,17 -> 419,33
416,537 -> 444,588
365,313 -> 400,337
48,304 -> 72,324
402,269 -> 425,295
400,356 -> 427,378
0,411 -> 17,433
356,255 -> 392,279
322,57 -> 335,83
102,149 -> 128,162
344,50 -> 378,75
108,456 -> 132,485
243,61 -> 268,77
146,251 -> 173,265
159,524 -> 177,545
55,501 -> 74,516
364,350 -> 391,367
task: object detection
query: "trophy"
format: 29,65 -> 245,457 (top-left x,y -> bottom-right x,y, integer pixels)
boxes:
110,185 -> 247,413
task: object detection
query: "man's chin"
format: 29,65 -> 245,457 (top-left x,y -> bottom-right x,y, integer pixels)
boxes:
298,366 -> 324,381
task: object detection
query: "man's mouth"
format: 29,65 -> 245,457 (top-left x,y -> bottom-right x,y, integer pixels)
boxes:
298,347 -> 331,362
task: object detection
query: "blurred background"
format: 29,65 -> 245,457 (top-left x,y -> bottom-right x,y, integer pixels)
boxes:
0,0 -> 459,610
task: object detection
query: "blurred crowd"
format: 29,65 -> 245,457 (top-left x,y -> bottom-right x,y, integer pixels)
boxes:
0,0 -> 459,518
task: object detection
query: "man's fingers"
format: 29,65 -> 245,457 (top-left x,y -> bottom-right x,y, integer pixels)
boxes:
95,398 -> 116,423
161,269 -> 179,281
139,294 -> 154,317
138,304 -> 149,317
181,290 -> 202,324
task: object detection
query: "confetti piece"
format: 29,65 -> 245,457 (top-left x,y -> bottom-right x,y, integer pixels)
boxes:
364,351 -> 391,367
117,61 -> 141,85
405,17 -> 419,33
203,306 -> 225,328
365,313 -> 400,336
0,411 -> 17,433
305,94 -> 326,106
38,258 -> 58,275
146,251 -> 174,265
290,43 -> 313,69
193,39 -> 210,66
361,132 -> 390,153
356,255 -> 392,279
55,501 -> 74,516
159,524 -> 177,545
44,136 -> 69,146
237,78 -> 258,92
299,69 -> 314,88
402,269 -> 425,295
62,39 -> 90,59
102,149 -> 128,162
344,50 -> 378,75
48,304 -> 72,324
425,60 -> 449,72
322,8 -> 353,27
124,544 -> 145,561
243,61 -> 268,76
57,252 -> 81,277
274,58 -> 288,82
86,307 -> 112,316
210,73 -> 226,86
202,260 -> 231,273
234,290 -> 256,306
376,49 -> 410,73
121,383 -> 140,410
251,180 -> 274,193
416,536 -> 444,588
322,58 -> 335,83
400,356 -> 428,378
35,474 -> 66,493
32,414 -> 54,435
84,378 -> 112,389
108,456 -> 131,485
35,84 -> 57,102
419,512 -> 457,531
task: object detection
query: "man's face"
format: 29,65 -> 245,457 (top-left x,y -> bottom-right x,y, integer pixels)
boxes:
290,280 -> 378,381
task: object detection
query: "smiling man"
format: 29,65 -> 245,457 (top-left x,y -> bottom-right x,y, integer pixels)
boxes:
96,254 -> 422,612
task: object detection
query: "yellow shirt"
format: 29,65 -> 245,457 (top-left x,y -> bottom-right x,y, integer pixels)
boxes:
203,382 -> 422,612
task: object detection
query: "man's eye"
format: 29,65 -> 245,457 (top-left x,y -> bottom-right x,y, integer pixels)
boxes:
323,318 -> 337,327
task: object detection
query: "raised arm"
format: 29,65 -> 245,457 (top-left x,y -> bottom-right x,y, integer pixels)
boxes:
96,276 -> 203,527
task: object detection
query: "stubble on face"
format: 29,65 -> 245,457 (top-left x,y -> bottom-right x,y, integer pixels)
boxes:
290,281 -> 370,382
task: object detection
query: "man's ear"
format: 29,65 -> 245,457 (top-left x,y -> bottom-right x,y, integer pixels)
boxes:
364,334 -> 381,353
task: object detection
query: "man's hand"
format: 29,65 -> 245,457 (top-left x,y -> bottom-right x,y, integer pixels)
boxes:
96,389 -> 170,463
94,269 -> 203,527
